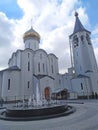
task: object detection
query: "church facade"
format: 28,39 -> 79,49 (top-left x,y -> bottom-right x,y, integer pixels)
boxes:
0,27 -> 59,101
0,12 -> 98,101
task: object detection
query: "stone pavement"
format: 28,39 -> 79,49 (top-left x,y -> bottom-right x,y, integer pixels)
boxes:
0,100 -> 98,130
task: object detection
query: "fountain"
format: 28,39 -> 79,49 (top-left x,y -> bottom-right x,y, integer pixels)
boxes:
0,83 -> 75,121
28,95 -> 32,106
35,83 -> 42,106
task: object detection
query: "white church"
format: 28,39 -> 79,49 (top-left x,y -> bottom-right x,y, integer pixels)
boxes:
0,12 -> 98,102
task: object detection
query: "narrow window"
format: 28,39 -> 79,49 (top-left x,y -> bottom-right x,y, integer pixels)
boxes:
81,35 -> 84,41
73,35 -> 78,48
81,83 -> 83,90
28,53 -> 30,58
43,63 -> 45,72
28,62 -> 30,71
8,79 -> 10,90
51,65 -> 53,73
86,33 -> 91,45
38,63 -> 40,72
28,81 -> 30,88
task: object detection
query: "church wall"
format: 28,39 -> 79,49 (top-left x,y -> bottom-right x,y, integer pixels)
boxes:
58,67 -> 75,92
87,45 -> 98,72
40,76 -> 54,98
71,77 -> 92,97
86,72 -> 98,94
11,53 -> 17,67
24,38 -> 39,51
20,50 -> 34,98
71,33 -> 84,75
2,70 -> 20,101
48,54 -> 59,89
48,54 -> 58,77
16,50 -> 22,69
71,31 -> 98,76
34,50 -> 48,76
60,73 -> 73,91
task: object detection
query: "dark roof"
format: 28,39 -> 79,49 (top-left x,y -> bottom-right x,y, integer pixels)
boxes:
8,66 -> 21,70
0,66 -> 21,72
52,88 -> 68,93
74,15 -> 85,33
33,74 -> 55,80
77,74 -> 89,78
70,12 -> 90,37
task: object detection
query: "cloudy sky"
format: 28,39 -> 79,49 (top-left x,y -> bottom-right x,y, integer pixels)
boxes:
0,0 -> 98,73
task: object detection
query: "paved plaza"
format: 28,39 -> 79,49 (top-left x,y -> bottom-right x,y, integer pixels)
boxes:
0,100 -> 98,130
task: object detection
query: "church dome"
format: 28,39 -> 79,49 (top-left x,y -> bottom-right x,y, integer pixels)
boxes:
23,27 -> 40,42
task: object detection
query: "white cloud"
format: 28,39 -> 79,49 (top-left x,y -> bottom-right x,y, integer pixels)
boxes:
0,12 -> 16,69
0,0 -> 95,74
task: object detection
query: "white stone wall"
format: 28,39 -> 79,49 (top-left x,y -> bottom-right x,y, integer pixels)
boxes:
2,70 -> 20,101
24,38 -> 39,51
16,50 -> 22,69
48,54 -> 59,89
40,76 -> 54,98
71,31 -> 97,75
8,50 -> 22,69
20,49 -> 34,98
34,49 -> 48,75
86,72 -> 98,93
71,77 -> 92,96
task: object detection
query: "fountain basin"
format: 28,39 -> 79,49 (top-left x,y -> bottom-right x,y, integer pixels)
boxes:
6,104 -> 68,117
0,104 -> 76,121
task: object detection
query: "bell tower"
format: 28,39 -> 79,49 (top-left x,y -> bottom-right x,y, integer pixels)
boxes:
70,12 -> 98,76
69,12 -> 98,94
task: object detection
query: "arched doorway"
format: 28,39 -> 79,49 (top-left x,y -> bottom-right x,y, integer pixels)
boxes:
44,87 -> 50,100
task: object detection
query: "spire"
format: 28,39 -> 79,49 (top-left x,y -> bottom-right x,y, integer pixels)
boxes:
73,12 -> 87,33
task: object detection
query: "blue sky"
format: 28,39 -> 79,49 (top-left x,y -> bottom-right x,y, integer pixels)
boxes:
0,0 -> 97,26
0,0 -> 23,19
81,0 -> 98,26
0,0 -> 98,73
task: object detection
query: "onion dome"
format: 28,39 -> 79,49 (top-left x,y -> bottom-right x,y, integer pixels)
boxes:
23,27 -> 40,42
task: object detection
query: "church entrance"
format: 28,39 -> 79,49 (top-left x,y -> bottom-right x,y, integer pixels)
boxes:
44,87 -> 50,100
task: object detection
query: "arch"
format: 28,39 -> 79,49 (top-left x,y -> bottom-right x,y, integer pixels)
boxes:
44,87 -> 51,100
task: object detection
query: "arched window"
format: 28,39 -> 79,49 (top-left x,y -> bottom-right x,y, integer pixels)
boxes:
38,63 -> 40,72
86,33 -> 91,45
81,83 -> 83,90
73,35 -> 78,48
43,63 -> 45,72
81,35 -> 83,41
51,65 -> 53,73
28,53 -> 30,58
28,62 -> 30,71
81,35 -> 84,43
8,79 -> 11,90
